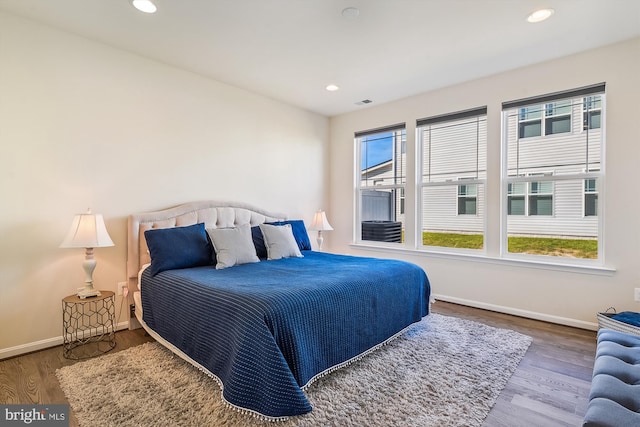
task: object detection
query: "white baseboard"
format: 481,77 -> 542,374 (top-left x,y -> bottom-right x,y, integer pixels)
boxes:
0,321 -> 129,360
2,297 -> 598,360
433,294 -> 599,331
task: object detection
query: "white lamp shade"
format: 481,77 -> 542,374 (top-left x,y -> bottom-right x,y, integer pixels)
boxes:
60,210 -> 114,249
310,211 -> 333,231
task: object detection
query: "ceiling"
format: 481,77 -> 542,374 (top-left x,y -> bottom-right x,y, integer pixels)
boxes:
1,0 -> 639,117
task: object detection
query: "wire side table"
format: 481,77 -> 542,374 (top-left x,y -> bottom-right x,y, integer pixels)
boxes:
62,290 -> 116,359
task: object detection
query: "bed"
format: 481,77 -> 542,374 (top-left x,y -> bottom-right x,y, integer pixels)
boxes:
127,201 -> 431,420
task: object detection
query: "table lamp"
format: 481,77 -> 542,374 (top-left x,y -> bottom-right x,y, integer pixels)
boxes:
60,209 -> 114,299
309,210 -> 333,250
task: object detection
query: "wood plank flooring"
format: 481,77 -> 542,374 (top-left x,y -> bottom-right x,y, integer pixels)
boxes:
432,301 -> 596,426
0,301 -> 595,426
0,329 -> 153,427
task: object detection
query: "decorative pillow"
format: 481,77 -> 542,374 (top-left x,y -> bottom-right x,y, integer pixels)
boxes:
251,226 -> 268,259
259,223 -> 303,260
267,220 -> 312,251
144,223 -> 213,276
207,224 -> 260,269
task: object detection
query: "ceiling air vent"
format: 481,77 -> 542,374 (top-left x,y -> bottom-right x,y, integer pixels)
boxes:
355,99 -> 373,105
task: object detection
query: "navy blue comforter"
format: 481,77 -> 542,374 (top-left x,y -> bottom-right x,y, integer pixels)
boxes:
141,251 -> 430,418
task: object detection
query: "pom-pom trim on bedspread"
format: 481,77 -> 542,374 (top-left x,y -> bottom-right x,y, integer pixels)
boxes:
138,313 -> 422,422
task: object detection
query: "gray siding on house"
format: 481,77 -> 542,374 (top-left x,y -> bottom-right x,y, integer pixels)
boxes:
420,116 -> 487,234
505,97 -> 601,238
422,185 -> 484,233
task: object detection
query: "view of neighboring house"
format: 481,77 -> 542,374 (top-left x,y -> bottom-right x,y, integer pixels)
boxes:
504,95 -> 601,238
359,95 -> 602,240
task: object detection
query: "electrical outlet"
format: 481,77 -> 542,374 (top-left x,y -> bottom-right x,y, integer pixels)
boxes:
635,288 -> 640,302
118,281 -> 128,296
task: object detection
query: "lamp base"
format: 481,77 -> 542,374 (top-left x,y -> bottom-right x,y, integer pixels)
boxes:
77,287 -> 101,299
316,232 -> 324,251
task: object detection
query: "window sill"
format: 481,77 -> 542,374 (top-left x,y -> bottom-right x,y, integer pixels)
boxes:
349,243 -> 616,276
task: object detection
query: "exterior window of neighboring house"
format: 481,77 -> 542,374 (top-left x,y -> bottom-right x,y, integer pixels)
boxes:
518,106 -> 542,138
518,101 -> 572,138
507,176 -> 553,216
507,182 -> 526,215
457,181 -> 477,215
502,83 -> 605,262
528,178 -> 553,216
585,177 -> 598,216
584,96 -> 602,130
417,107 -> 487,251
544,101 -> 572,135
355,123 -> 406,244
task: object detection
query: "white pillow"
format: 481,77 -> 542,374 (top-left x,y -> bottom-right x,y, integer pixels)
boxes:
206,224 -> 260,269
259,223 -> 303,260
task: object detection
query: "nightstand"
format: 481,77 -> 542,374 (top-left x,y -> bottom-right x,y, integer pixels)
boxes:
62,290 -> 116,359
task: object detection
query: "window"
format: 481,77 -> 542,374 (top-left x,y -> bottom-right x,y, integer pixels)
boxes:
518,106 -> 542,138
356,123 -> 406,244
506,176 -> 554,216
457,182 -> 477,215
417,107 -> 487,250
585,178 -> 598,216
507,182 -> 525,215
583,96 -> 602,130
528,179 -> 553,216
518,100 -> 572,138
544,101 -> 572,135
502,83 -> 605,261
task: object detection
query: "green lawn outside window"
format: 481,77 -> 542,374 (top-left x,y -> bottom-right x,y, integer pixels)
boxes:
421,232 -> 597,259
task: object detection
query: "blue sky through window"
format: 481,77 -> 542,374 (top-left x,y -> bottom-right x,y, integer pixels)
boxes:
361,132 -> 393,170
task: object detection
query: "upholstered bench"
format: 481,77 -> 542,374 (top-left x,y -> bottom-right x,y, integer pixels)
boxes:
583,329 -> 640,426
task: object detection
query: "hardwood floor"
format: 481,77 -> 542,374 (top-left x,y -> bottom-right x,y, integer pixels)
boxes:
0,302 -> 595,426
432,301 -> 596,427
0,328 -> 154,427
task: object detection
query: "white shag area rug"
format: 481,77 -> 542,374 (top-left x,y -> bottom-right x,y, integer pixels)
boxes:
56,313 -> 532,427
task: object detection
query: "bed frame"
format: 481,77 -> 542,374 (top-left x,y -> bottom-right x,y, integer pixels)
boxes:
126,200 -> 287,329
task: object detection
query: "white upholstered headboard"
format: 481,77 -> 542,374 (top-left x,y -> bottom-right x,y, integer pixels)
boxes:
127,200 -> 287,281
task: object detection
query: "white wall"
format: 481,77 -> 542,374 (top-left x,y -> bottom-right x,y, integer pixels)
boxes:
0,11 -> 328,356
328,37 -> 640,329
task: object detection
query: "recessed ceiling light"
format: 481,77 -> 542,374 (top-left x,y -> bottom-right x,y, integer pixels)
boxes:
326,84 -> 340,92
342,7 -> 360,20
131,0 -> 157,14
527,8 -> 554,23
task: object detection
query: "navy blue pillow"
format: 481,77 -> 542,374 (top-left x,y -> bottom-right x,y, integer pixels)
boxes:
251,226 -> 268,259
267,220 -> 312,251
144,223 -> 213,276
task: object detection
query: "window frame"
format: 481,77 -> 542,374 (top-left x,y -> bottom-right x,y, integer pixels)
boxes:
501,83 -> 606,265
416,106 -> 487,253
351,83 -> 607,271
354,123 -> 407,246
